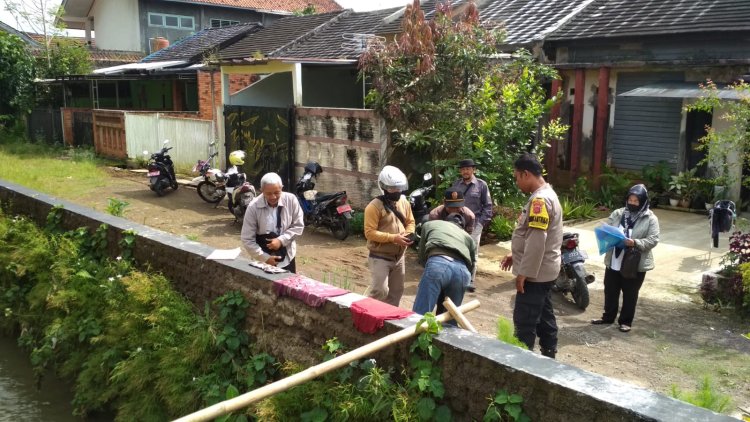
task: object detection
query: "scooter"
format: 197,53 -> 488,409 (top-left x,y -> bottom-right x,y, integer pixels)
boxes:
192,143 -> 226,204
295,161 -> 352,240
553,232 -> 595,310
144,140 -> 178,197
408,172 -> 435,243
225,166 -> 256,223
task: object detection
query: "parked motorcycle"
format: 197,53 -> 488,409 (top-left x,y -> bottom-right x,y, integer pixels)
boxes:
225,167 -> 256,223
408,172 -> 436,243
144,140 -> 178,197
553,232 -> 595,310
295,161 -> 352,240
192,143 -> 226,204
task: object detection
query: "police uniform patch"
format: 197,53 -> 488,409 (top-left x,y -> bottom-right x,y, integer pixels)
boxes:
528,197 -> 549,230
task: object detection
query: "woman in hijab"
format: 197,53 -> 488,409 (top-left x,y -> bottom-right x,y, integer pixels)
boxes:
591,184 -> 660,332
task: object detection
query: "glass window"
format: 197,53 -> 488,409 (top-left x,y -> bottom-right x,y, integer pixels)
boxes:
164,16 -> 178,27
149,14 -> 163,26
148,13 -> 193,30
210,19 -> 239,28
180,17 -> 193,29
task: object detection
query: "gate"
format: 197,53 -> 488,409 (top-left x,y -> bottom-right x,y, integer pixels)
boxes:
224,105 -> 294,188
27,108 -> 62,144
72,110 -> 94,147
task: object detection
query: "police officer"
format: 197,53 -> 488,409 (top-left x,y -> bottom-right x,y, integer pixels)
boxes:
500,153 -> 562,359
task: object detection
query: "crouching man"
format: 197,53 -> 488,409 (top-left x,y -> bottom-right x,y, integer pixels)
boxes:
412,213 -> 476,316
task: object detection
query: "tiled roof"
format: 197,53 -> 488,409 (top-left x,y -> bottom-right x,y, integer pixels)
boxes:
547,0 -> 750,40
25,33 -> 143,67
0,20 -> 41,46
274,8 -> 402,60
143,22 -> 262,63
374,0 -> 472,34
478,0 -> 594,45
219,11 -> 345,60
168,0 -> 342,13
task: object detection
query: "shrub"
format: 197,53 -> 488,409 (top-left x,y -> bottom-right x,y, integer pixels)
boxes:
348,210 -> 364,236
496,317 -> 527,350
701,232 -> 750,314
670,377 -> 731,414
560,197 -> 597,221
489,215 -> 514,241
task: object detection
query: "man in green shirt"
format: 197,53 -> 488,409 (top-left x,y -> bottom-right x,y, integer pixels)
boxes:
412,214 -> 476,315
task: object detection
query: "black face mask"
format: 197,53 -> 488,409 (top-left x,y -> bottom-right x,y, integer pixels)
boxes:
385,191 -> 401,202
626,204 -> 640,213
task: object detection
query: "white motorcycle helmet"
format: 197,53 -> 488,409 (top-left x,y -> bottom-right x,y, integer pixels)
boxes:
378,165 -> 408,192
229,150 -> 246,166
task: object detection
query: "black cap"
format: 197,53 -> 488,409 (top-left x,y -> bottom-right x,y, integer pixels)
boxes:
458,159 -> 477,168
443,188 -> 465,208
445,212 -> 466,229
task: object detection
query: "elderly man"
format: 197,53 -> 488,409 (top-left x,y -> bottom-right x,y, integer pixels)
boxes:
451,159 -> 493,291
428,187 -> 475,234
241,172 -> 304,273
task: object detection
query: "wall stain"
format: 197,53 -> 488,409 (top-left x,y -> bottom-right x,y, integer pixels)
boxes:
346,117 -> 357,141
322,116 -> 335,138
358,118 -> 373,141
346,148 -> 359,171
367,150 -> 379,171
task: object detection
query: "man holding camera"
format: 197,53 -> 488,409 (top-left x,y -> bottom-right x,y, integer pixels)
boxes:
241,172 -> 305,273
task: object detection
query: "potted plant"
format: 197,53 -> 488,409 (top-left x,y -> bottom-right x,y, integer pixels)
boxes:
698,179 -> 716,210
668,172 -> 687,207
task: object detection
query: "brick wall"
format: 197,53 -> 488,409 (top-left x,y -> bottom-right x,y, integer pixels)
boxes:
295,108 -> 388,209
228,74 -> 258,95
61,107 -> 91,146
196,70 -> 223,122
0,180 -> 734,422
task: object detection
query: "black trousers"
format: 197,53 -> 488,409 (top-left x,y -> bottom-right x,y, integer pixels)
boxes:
513,281 -> 557,352
601,267 -> 646,326
282,257 -> 296,274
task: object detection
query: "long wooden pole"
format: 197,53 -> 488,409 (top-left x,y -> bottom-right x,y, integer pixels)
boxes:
443,297 -> 477,333
174,300 -> 481,422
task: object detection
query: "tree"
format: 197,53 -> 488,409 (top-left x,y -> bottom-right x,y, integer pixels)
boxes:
0,31 -> 36,127
359,0 -> 566,201
39,38 -> 92,78
3,0 -> 66,70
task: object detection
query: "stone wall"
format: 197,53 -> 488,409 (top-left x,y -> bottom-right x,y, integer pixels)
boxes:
294,107 -> 387,209
0,179 -> 736,422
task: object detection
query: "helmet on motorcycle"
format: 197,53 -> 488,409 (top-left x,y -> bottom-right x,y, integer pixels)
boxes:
378,165 -> 408,192
229,150 -> 246,166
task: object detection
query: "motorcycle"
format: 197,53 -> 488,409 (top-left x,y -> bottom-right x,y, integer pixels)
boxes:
408,172 -> 436,243
553,232 -> 595,310
225,166 -> 256,223
192,143 -> 226,204
144,140 -> 178,196
295,161 -> 353,240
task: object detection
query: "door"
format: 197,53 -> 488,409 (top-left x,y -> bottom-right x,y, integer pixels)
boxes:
224,105 -> 294,189
684,109 -> 712,176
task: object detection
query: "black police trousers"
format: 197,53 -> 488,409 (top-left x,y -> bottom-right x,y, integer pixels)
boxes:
513,280 -> 558,352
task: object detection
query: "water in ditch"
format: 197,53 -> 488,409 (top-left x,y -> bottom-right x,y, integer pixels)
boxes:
0,335 -> 83,422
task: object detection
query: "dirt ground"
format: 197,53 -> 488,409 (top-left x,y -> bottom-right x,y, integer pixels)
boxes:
76,168 -> 750,417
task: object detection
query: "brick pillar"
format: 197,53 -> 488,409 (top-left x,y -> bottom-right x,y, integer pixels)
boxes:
571,69 -> 585,178
593,67 -> 610,188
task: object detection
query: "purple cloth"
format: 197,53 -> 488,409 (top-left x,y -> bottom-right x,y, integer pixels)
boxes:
273,275 -> 349,307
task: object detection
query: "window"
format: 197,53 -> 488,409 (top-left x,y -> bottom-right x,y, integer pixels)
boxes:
210,19 -> 240,28
148,12 -> 194,30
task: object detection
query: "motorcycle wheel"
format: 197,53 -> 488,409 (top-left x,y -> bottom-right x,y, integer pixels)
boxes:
572,274 -> 590,310
330,217 -> 350,240
197,181 -> 225,203
171,179 -> 179,190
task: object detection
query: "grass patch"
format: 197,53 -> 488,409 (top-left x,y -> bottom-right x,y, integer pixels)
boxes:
670,377 -> 732,413
0,138 -> 110,198
496,317 -> 528,350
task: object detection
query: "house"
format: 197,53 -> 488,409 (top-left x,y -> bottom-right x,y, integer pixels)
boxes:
541,0 -> 750,202
0,20 -> 41,46
59,0 -> 342,53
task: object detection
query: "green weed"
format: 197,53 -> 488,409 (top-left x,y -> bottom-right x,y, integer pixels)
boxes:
490,215 -> 514,241
484,389 -> 531,422
105,197 -> 130,217
185,234 -> 200,241
321,267 -> 352,291
496,317 -> 528,350
670,377 -> 732,413
348,211 -> 364,236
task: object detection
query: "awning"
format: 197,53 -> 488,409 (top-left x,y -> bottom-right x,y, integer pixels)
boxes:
619,83 -> 748,100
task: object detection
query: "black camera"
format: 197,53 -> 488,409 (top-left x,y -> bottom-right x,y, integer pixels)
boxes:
256,232 -> 287,259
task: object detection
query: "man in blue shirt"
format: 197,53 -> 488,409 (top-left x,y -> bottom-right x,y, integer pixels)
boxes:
451,159 -> 493,291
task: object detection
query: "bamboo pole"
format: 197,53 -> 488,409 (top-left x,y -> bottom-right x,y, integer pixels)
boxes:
173,300 -> 481,422
443,297 -> 477,333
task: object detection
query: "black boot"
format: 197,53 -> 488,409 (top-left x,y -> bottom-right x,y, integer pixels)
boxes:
540,348 -> 556,359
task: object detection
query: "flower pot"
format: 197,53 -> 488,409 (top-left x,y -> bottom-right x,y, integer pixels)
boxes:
669,198 -> 679,207
679,198 -> 690,208
705,202 -> 713,210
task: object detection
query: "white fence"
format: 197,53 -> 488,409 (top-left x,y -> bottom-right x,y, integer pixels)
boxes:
124,113 -> 220,171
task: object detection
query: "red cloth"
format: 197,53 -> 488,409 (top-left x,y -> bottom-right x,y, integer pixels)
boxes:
273,275 -> 348,307
349,297 -> 414,334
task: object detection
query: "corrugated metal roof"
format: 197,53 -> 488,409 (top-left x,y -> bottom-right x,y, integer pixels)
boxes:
142,22 -> 262,63
164,0 -> 342,13
92,61 -> 189,75
548,0 -> 750,40
619,83 -> 748,100
219,11 -> 345,59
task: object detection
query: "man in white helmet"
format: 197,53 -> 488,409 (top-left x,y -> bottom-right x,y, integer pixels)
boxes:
363,165 -> 416,306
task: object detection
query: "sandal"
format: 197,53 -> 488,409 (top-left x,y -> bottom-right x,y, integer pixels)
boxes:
591,319 -> 613,325
619,324 -> 631,332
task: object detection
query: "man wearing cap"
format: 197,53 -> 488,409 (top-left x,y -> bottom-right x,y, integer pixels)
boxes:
412,213 -> 476,316
428,187 -> 475,234
451,159 -> 493,291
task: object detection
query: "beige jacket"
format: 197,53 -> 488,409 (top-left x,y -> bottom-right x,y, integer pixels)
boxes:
604,208 -> 660,272
510,183 -> 563,282
364,196 -> 415,258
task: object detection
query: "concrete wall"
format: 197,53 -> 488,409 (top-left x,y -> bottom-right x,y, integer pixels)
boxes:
295,108 -> 386,209
0,179 -> 736,422
301,66 -> 364,108
91,0 -> 141,51
229,73 -> 293,108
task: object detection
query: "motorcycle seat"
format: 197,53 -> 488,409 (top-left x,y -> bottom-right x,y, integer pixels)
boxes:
562,232 -> 577,239
315,192 -> 340,201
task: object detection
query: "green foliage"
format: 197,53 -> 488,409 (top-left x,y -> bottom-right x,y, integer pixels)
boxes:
0,208 -> 277,421
118,229 -> 136,261
348,211 -> 364,236
483,390 -> 530,422
106,197 -> 130,217
597,166 -> 635,209
293,4 -> 316,15
670,377 -> 731,414
0,31 -> 36,124
360,2 -> 566,204
641,161 -> 672,193
45,204 -> 64,232
489,215 -> 514,241
37,38 -> 93,78
568,177 -> 595,203
495,317 -> 527,350
560,198 -> 597,221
